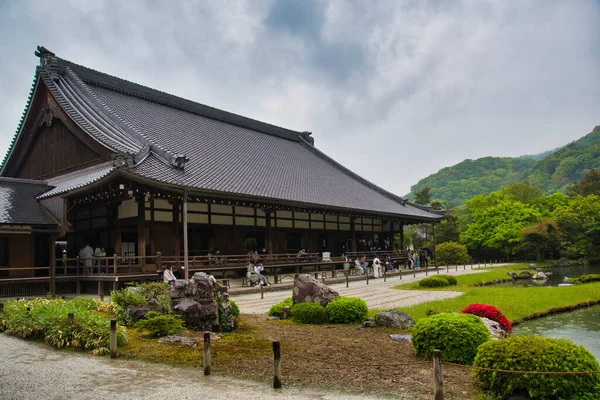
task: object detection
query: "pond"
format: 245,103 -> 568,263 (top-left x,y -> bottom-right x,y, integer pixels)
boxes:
513,304 -> 600,361
502,264 -> 600,287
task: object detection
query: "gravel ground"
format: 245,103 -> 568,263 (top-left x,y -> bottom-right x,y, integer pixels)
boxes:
231,266 -> 508,314
0,334 -> 383,400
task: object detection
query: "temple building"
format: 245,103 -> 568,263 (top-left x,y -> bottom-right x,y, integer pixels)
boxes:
0,46 -> 442,296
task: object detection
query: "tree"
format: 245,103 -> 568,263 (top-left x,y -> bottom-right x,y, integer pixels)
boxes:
520,219 -> 560,261
578,169 -> 600,197
436,241 -> 470,265
552,194 -> 600,262
499,183 -> 543,205
414,186 -> 432,205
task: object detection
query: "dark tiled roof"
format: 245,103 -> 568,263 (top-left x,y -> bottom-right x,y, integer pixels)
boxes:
39,162 -> 115,199
5,49 -> 443,221
0,178 -> 58,226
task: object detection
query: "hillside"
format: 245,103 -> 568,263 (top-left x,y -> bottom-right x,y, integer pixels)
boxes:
408,126 -> 600,205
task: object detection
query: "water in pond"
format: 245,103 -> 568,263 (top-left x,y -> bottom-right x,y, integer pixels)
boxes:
513,304 -> 600,361
503,264 -> 600,287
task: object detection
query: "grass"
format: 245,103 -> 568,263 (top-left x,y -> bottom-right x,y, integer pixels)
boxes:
386,263 -> 600,323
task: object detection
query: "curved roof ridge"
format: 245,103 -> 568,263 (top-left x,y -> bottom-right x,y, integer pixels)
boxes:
55,57 -> 304,142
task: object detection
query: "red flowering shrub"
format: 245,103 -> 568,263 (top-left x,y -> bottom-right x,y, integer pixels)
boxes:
461,303 -> 512,333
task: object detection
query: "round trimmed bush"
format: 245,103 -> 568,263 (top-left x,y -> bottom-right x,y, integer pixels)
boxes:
134,311 -> 185,338
411,313 -> 491,365
419,275 -> 452,288
461,303 -> 512,333
325,297 -> 368,324
267,297 -> 293,318
437,274 -> 457,285
474,336 -> 600,399
290,302 -> 328,324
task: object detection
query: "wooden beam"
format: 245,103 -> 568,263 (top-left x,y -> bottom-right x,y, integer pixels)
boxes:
49,233 -> 56,295
183,191 -> 189,280
137,197 -> 146,268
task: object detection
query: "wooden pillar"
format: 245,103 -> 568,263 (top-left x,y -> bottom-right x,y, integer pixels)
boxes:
49,233 -> 56,295
266,209 -> 273,255
389,223 -> 395,252
399,222 -> 405,252
113,203 -> 122,257
432,222 -> 437,269
183,191 -> 189,280
172,201 -> 181,259
137,197 -> 146,268
350,218 -> 357,253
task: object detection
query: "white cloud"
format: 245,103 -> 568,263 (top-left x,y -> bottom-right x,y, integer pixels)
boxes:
0,0 -> 599,196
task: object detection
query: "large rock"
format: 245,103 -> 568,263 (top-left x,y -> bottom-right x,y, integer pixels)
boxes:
528,263 -> 537,270
555,258 -> 570,268
374,310 -> 415,329
127,307 -> 152,323
480,317 -> 507,340
532,272 -> 548,280
292,274 -> 339,307
516,271 -> 532,279
170,273 -> 234,332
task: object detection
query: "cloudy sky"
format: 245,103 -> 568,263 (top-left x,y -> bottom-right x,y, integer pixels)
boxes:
1,0 -> 600,196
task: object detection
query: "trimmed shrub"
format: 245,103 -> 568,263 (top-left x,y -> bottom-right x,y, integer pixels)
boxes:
325,297 -> 368,324
419,275 -> 452,288
474,336 -> 600,399
411,313 -> 491,365
267,297 -> 293,318
437,274 -> 457,285
461,303 -> 512,333
569,274 -> 600,284
230,300 -> 240,318
435,241 -> 470,265
134,311 -> 185,338
1,298 -> 127,355
290,302 -> 328,324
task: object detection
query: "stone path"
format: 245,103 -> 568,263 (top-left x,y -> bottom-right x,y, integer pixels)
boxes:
231,265 -> 509,314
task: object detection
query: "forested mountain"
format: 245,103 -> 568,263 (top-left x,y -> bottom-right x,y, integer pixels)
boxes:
408,126 -> 600,205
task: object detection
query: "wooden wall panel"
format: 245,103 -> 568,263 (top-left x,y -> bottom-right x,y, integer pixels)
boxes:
16,120 -> 103,179
8,235 -> 34,277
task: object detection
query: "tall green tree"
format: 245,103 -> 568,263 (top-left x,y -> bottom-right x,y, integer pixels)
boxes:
552,194 -> 600,262
520,219 -> 560,261
414,186 -> 432,205
577,169 -> 600,197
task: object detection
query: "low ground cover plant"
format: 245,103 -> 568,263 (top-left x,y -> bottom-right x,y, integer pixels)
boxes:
290,302 -> 328,324
411,313 -> 490,365
474,336 -> 600,399
111,282 -> 171,325
0,298 -> 127,354
461,303 -> 512,333
325,297 -> 368,324
569,274 -> 600,284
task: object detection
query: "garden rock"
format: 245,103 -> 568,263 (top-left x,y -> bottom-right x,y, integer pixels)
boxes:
361,320 -> 377,328
389,334 -> 411,342
158,335 -> 197,347
516,271 -> 532,279
528,263 -> 537,270
127,307 -> 152,323
374,310 -> 415,329
479,317 -> 507,340
292,274 -> 339,307
280,306 -> 292,320
532,272 -> 548,280
170,273 -> 234,332
555,258 -> 570,268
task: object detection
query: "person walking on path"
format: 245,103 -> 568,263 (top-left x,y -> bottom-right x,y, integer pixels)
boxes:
372,255 -> 382,278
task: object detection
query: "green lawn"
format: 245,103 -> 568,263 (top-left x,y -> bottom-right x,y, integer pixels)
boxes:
384,263 -> 600,323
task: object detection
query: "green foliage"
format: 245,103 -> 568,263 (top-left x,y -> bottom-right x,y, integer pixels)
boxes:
568,274 -> 600,284
134,311 -> 184,338
325,297 -> 368,324
552,194 -> 600,262
435,241 -> 470,265
419,276 -> 452,288
110,288 -> 147,310
1,298 -> 127,354
111,282 -> 172,326
411,313 -> 490,365
230,300 -> 240,318
290,302 -> 328,324
473,336 -> 600,399
413,186 -> 432,205
520,218 -> 561,261
267,297 -> 293,318
577,168 -> 600,197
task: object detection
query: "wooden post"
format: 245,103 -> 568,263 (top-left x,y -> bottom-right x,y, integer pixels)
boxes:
383,265 -> 387,282
203,331 -> 211,376
49,233 -> 56,296
433,349 -> 444,400
273,341 -> 282,389
260,283 -> 264,299
76,256 -> 80,275
366,271 -> 369,285
113,254 -> 118,276
137,197 -> 147,271
26,307 -> 30,315
413,266 -> 416,278
432,222 -> 437,271
68,313 -> 74,324
350,218 -> 357,253
183,192 -> 189,280
399,222 -> 405,252
155,252 -> 162,271
346,273 -> 349,288
110,319 -> 117,359
266,210 -> 273,256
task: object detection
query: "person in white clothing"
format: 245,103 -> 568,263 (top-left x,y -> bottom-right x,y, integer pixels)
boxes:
372,255 -> 382,278
79,243 -> 94,275
163,265 -> 177,285
253,262 -> 271,286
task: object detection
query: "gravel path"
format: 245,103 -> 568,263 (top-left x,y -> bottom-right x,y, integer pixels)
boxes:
0,334 -> 383,400
231,266 -> 508,314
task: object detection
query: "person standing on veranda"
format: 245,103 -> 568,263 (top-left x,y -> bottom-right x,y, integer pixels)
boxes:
372,254 -> 382,278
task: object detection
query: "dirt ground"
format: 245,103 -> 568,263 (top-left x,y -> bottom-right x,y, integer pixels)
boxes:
124,315 -> 481,399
